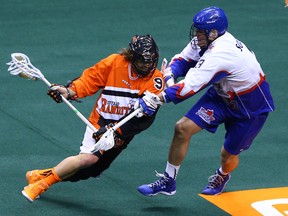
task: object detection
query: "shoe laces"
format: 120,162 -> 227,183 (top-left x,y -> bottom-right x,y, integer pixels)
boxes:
149,171 -> 169,187
206,173 -> 226,189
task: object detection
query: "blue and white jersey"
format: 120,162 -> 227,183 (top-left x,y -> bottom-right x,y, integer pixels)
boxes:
164,32 -> 274,118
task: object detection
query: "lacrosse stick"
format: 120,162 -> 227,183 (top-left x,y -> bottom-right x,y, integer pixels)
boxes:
90,107 -> 142,153
7,53 -> 142,152
161,58 -> 168,73
7,53 -> 97,133
160,57 -> 174,88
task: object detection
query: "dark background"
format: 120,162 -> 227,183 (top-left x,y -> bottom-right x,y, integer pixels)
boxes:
1,0 -> 287,215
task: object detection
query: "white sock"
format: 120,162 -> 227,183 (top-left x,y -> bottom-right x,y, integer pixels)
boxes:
219,167 -> 229,176
165,161 -> 180,179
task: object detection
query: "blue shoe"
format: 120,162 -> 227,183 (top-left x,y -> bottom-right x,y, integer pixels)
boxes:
202,169 -> 231,195
138,171 -> 176,196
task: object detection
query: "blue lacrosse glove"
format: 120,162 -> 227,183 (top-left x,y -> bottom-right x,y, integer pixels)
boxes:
137,91 -> 163,116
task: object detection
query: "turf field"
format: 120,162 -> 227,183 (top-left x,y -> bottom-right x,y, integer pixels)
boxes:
0,0 -> 287,215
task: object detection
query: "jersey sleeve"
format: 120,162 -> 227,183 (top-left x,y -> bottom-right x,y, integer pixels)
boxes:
164,52 -> 231,104
70,54 -> 117,98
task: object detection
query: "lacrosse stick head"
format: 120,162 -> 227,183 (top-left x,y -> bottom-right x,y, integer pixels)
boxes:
161,58 -> 168,73
7,53 -> 43,80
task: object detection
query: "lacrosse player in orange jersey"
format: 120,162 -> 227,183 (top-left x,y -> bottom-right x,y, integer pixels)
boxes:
22,34 -> 164,202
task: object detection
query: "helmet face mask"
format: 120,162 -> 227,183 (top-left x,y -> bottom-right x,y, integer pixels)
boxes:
133,60 -> 154,74
190,27 -> 210,49
129,35 -> 159,77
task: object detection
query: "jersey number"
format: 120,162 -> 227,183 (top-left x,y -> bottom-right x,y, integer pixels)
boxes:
195,59 -> 205,68
154,77 -> 163,90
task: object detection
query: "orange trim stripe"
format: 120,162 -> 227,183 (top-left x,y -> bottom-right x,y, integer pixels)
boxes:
238,74 -> 266,96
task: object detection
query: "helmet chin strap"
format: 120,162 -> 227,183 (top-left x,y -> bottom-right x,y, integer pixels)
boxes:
198,34 -> 210,50
208,29 -> 219,41
199,29 -> 219,49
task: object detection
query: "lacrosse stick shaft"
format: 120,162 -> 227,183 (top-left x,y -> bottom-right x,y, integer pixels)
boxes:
41,76 -> 97,133
90,107 -> 142,153
44,73 -> 141,134
112,108 -> 142,131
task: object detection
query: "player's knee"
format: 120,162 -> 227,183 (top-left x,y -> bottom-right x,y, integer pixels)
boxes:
174,121 -> 183,134
174,118 -> 198,138
78,154 -> 99,167
174,121 -> 189,139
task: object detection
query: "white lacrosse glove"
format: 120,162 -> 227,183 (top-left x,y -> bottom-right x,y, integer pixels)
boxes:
135,90 -> 163,117
91,128 -> 115,153
163,67 -> 175,87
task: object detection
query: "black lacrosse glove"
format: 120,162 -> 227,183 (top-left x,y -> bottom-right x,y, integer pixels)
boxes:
92,123 -> 115,142
47,84 -> 63,103
92,123 -> 124,148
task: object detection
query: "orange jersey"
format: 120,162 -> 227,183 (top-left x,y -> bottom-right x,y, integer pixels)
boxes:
70,54 -> 164,130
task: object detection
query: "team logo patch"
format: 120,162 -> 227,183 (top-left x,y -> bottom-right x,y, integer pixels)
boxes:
199,187 -> 288,216
196,107 -> 215,124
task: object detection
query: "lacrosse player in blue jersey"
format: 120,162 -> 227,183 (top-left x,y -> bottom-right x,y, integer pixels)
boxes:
136,6 -> 275,196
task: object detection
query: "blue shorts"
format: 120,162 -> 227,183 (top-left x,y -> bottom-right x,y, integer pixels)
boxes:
185,88 -> 269,155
